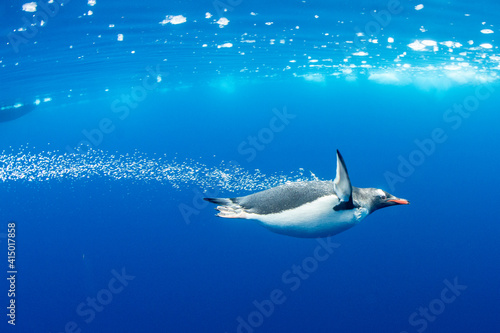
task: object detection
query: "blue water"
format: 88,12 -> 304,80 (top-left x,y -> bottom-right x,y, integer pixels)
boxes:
1,0 -> 500,332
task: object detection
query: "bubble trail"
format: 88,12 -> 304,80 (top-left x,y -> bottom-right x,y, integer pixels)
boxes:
0,149 -> 315,193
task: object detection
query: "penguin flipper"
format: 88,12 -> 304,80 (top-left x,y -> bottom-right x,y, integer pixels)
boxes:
333,200 -> 356,211
333,150 -> 354,211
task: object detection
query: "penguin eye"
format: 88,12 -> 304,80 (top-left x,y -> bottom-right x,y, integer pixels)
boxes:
380,194 -> 386,200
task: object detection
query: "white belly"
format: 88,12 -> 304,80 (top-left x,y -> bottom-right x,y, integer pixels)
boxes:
245,195 -> 369,238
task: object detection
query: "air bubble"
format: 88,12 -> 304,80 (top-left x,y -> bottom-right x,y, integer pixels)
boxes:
0,149 -> 314,193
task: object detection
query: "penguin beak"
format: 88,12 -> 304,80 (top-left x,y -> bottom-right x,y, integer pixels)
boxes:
387,198 -> 410,205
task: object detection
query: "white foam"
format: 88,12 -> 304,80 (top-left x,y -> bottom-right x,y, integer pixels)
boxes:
480,43 -> 493,49
369,72 -> 403,84
22,2 -> 37,12
481,29 -> 494,34
422,40 -> 437,47
303,74 -> 325,82
216,17 -> 229,27
408,40 -> 426,51
160,15 -> 187,25
440,41 -> 459,48
415,4 -> 424,10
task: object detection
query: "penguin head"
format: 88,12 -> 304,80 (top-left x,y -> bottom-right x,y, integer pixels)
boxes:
360,188 -> 409,213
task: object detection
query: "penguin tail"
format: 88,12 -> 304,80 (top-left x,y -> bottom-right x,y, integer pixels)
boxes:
203,197 -> 233,205
203,197 -> 247,219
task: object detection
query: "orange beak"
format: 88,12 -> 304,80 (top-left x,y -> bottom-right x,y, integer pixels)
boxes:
387,199 -> 410,205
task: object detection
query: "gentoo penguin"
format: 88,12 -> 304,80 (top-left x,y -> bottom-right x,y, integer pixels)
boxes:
204,150 -> 409,238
